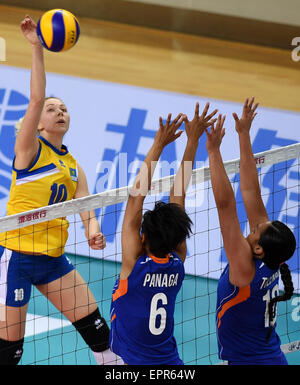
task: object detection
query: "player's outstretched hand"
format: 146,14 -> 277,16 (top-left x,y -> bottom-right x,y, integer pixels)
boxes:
20,15 -> 41,46
205,114 -> 226,153
183,102 -> 218,143
232,97 -> 258,135
155,113 -> 185,148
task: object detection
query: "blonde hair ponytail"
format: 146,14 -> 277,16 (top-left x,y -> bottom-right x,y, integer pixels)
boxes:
15,117 -> 24,136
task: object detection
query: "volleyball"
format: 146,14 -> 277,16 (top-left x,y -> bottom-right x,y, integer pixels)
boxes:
36,9 -> 80,52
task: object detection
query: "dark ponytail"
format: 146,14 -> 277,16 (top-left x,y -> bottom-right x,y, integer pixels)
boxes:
266,263 -> 294,342
258,220 -> 296,342
259,221 -> 296,270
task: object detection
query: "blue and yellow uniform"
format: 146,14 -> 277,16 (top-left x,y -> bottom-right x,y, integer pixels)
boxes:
0,136 -> 77,307
216,259 -> 288,365
110,252 -> 184,365
0,136 -> 78,256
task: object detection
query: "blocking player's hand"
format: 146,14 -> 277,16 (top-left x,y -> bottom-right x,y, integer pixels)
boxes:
205,114 -> 226,153
154,113 -> 185,148
232,97 -> 258,135
184,102 -> 218,143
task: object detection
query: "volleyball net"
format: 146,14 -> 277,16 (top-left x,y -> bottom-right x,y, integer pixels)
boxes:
0,142 -> 299,365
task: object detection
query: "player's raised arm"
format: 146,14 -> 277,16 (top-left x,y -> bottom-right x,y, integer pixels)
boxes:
170,102 -> 218,207
120,113 -> 185,278
205,115 -> 254,287
169,102 -> 217,262
233,97 -> 269,229
14,15 -> 45,170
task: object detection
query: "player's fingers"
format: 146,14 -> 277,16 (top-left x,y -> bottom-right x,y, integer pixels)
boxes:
251,112 -> 258,121
252,103 -> 259,113
174,130 -> 184,140
21,17 -> 29,27
205,118 -> 217,128
172,113 -> 183,127
24,16 -> 31,26
194,102 -> 200,118
232,112 -> 239,122
182,114 -> 189,124
90,232 -> 104,240
175,115 -> 186,129
91,243 -> 106,250
95,238 -> 105,245
209,121 -> 216,132
243,98 -> 249,112
221,114 -> 226,128
248,96 -> 255,109
166,113 -> 172,126
95,238 -> 106,247
159,116 -> 164,129
90,234 -> 106,249
200,102 -> 210,119
205,108 -> 218,122
215,114 -> 222,131
204,126 -> 211,137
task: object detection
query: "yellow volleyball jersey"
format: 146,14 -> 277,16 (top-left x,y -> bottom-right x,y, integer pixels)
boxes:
0,136 -> 78,257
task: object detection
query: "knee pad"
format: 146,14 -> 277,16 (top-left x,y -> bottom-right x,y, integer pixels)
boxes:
72,308 -> 110,353
0,338 -> 24,365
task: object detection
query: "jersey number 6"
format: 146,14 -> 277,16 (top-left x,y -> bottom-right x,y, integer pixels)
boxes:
149,293 -> 168,335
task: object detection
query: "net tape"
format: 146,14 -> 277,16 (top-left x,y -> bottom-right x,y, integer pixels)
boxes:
0,142 -> 299,233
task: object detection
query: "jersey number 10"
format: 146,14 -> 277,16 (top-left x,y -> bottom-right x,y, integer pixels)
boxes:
48,183 -> 67,205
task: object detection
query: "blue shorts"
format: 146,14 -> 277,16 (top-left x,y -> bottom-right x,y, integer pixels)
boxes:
110,322 -> 184,365
228,351 -> 288,365
0,246 -> 75,307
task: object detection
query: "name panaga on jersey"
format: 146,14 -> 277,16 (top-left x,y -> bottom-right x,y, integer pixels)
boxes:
110,252 -> 184,365
0,137 -> 78,257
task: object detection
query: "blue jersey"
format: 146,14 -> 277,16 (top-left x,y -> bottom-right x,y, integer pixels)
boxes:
110,252 -> 184,365
216,259 -> 284,363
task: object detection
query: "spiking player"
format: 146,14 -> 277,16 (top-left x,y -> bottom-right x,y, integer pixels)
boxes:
0,15 -> 117,365
110,102 -> 218,365
205,98 -> 296,365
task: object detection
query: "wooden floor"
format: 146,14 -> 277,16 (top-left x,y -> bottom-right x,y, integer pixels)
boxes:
1,4 -> 300,111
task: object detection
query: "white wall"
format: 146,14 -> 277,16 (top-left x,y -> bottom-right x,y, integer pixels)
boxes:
126,0 -> 300,26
